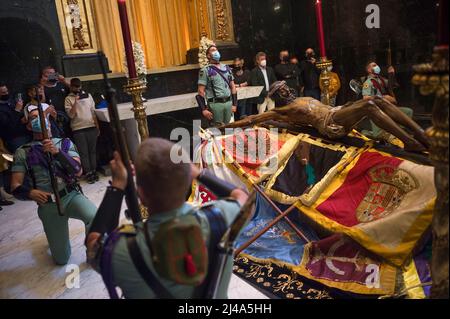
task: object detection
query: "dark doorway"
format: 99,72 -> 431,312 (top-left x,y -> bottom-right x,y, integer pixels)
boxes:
0,17 -> 59,96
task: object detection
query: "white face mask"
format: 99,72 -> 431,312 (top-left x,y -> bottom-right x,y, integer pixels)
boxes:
327,67 -> 333,72
260,60 -> 267,67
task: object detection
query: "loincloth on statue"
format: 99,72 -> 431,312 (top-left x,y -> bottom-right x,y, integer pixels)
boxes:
317,105 -> 348,139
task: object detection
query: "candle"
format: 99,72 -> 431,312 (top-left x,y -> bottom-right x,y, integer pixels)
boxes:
315,0 -> 327,58
118,0 -> 137,78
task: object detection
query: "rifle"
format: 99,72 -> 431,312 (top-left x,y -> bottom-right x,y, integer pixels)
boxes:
387,40 -> 397,99
35,89 -> 64,216
97,52 -> 142,224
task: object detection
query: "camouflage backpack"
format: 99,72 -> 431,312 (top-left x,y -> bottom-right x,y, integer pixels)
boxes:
150,213 -> 208,286
148,205 -> 227,287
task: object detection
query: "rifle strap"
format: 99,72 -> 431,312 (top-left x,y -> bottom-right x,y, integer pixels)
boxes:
126,236 -> 174,299
206,66 -> 218,99
207,65 -> 233,99
23,146 -> 37,189
370,77 -> 387,95
209,65 -> 232,88
194,205 -> 227,298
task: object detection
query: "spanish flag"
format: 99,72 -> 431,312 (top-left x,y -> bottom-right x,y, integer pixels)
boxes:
296,150 -> 436,266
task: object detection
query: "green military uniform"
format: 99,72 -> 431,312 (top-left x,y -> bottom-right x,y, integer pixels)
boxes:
105,200 -> 241,299
362,74 -> 414,138
362,74 -> 390,98
12,138 -> 96,265
198,64 -> 234,125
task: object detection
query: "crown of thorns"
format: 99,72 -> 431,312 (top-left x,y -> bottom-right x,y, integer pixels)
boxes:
268,81 -> 288,98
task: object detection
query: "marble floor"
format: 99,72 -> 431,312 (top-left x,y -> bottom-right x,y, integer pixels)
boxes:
0,177 -> 267,299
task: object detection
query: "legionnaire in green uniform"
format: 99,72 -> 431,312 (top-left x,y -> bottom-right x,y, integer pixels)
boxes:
362,61 -> 414,139
86,138 -> 249,299
197,45 -> 238,126
10,102 -> 97,265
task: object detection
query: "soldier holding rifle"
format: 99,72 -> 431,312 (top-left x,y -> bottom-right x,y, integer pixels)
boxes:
86,139 -> 251,299
86,52 -> 252,299
10,85 -> 96,265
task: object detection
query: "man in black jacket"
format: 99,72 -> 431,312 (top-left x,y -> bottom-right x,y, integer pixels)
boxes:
275,50 -> 300,97
0,83 -> 32,152
249,52 -> 277,114
299,48 -> 321,100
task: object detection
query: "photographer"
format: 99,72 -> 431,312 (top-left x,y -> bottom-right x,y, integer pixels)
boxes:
0,83 -> 32,152
299,48 -> 321,100
65,78 -> 100,184
40,66 -> 70,137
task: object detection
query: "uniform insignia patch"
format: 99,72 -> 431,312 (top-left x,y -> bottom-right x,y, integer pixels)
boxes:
363,82 -> 370,89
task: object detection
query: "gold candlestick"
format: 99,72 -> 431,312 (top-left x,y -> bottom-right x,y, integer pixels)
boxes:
412,45 -> 449,299
123,77 -> 150,141
316,57 -> 333,106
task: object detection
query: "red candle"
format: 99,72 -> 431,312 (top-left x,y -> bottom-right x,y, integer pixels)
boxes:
315,0 -> 327,58
118,0 -> 137,78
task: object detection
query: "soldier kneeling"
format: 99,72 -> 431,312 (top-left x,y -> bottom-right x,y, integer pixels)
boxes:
86,138 -> 249,299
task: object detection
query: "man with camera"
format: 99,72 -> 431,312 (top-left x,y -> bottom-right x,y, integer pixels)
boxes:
275,50 -> 301,98
65,78 -> 100,184
299,48 -> 321,100
40,66 -> 71,137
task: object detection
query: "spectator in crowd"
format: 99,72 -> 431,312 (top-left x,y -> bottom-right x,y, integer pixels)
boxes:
0,138 -> 14,208
232,57 -> 252,119
40,66 -> 71,137
275,50 -> 300,97
65,78 -> 100,184
290,56 -> 299,66
0,83 -> 32,153
25,85 -> 58,135
299,48 -> 321,100
249,52 -> 277,114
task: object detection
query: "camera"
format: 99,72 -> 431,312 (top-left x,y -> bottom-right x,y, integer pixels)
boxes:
77,90 -> 89,100
48,73 -> 60,83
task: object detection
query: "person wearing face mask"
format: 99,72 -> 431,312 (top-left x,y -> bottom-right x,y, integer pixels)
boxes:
0,83 -> 32,207
299,48 -> 321,100
40,66 -> 71,138
249,52 -> 277,114
10,104 -> 97,266
362,62 -> 398,104
362,61 -> 413,139
232,58 -> 251,119
197,45 -> 238,126
65,78 -> 100,184
0,83 -> 32,153
275,50 -> 300,98
24,85 -> 62,138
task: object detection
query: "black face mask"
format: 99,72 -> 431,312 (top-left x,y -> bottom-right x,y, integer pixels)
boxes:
282,56 -> 290,63
0,94 -> 9,101
234,65 -> 242,71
